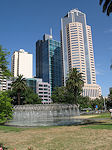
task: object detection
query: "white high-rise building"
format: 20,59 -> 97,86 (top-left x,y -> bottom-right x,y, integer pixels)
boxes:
11,49 -> 33,78
61,9 -> 101,99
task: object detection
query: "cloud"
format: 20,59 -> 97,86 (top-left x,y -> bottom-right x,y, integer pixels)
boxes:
96,70 -> 101,75
104,29 -> 112,33
95,69 -> 104,75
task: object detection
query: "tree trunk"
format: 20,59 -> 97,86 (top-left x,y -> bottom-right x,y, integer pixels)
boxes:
17,92 -> 21,105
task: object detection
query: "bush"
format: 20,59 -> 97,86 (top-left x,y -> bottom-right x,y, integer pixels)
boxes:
0,92 -> 13,124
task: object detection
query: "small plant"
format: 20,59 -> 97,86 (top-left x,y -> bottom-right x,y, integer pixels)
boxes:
28,146 -> 33,150
0,143 -> 8,150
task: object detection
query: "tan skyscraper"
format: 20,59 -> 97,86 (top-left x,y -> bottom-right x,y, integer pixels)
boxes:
61,9 -> 101,99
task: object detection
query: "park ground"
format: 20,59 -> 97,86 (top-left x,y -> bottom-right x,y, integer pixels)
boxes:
0,113 -> 112,150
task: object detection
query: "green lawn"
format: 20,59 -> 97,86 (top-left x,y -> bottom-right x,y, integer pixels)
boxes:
92,112 -> 110,118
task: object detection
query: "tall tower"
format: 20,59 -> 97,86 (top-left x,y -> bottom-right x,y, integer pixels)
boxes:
36,34 -> 62,91
11,49 -> 33,78
61,9 -> 101,99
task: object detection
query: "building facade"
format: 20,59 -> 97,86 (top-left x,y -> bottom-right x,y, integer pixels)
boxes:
61,9 -> 101,99
36,34 -> 62,91
36,78 -> 51,104
0,69 -> 7,91
26,78 -> 51,104
11,49 -> 33,78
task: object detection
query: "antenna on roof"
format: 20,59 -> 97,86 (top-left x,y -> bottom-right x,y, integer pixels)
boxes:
50,28 -> 53,39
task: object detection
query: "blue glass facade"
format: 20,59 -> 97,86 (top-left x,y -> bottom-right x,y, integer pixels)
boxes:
36,34 -> 62,91
26,78 -> 36,93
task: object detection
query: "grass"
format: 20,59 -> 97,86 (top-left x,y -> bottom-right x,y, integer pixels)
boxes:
0,125 -> 26,132
92,112 -> 110,119
0,112 -> 112,150
83,124 -> 112,130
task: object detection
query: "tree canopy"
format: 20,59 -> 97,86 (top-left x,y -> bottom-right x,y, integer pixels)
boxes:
66,68 -> 84,104
52,68 -> 84,105
0,92 -> 13,124
0,45 -> 11,78
12,75 -> 27,105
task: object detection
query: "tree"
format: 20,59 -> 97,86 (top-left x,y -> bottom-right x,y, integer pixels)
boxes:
12,75 -> 27,105
52,86 -> 67,103
52,86 -> 76,104
0,91 -> 13,124
99,0 -> 112,16
78,96 -> 91,110
0,45 -> 11,77
0,45 -> 11,91
90,97 -> 104,110
23,87 -> 42,104
66,68 -> 84,105
7,86 -> 42,105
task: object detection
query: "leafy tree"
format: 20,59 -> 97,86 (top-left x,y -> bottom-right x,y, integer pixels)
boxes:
108,88 -> 112,100
52,86 -> 67,103
7,87 -> 42,105
78,96 -> 91,110
66,68 -> 84,105
12,75 -> 27,105
0,45 -> 11,90
99,0 -> 112,16
0,91 -> 13,124
52,86 -> 75,104
23,87 -> 42,104
90,96 -> 104,110
0,45 -> 11,77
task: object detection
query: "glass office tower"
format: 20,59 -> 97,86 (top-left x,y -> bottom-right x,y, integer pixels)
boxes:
36,34 -> 62,91
61,9 -> 101,99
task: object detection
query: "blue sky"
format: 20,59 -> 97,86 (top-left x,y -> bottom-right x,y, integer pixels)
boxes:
0,0 -> 112,97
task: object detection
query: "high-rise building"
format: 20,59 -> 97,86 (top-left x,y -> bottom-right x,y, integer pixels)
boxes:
11,49 -> 33,78
61,9 -> 101,99
36,34 -> 62,91
0,69 -> 7,91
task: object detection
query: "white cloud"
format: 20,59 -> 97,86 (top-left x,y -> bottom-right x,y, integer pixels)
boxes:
95,69 -> 104,75
104,29 -> 112,33
96,70 -> 101,75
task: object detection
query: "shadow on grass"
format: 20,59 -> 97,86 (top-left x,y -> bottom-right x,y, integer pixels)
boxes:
80,118 -> 112,130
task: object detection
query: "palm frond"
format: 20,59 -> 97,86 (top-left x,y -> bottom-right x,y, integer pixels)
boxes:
103,0 -> 111,12
107,1 -> 112,15
100,0 -> 104,5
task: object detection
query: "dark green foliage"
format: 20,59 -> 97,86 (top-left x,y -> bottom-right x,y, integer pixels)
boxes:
78,96 -> 91,109
0,92 -> 13,124
23,87 -> 42,104
7,87 -> 42,105
52,68 -> 84,104
12,75 -> 27,105
90,97 -> 104,110
99,0 -> 112,16
0,45 -> 11,78
66,68 -> 84,104
52,86 -> 74,104
52,87 -> 66,103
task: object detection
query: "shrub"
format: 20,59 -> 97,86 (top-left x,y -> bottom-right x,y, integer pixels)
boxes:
0,92 -> 13,124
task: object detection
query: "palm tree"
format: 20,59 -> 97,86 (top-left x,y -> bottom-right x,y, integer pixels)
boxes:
12,75 -> 27,105
99,0 -> 112,16
66,68 -> 84,105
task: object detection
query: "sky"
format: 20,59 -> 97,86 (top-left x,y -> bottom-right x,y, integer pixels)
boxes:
0,0 -> 112,97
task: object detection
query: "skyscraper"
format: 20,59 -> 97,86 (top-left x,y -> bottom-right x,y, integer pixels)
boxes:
61,9 -> 101,99
36,34 -> 62,91
11,49 -> 33,78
